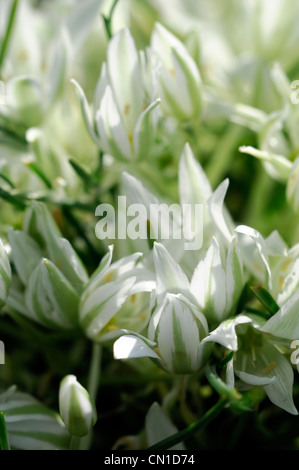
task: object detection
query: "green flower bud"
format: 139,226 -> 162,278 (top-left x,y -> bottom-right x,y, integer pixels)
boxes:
23,202 -> 88,292
114,293 -> 212,376
8,229 -> 43,286
59,375 -> 97,438
148,293 -> 210,374
25,258 -> 79,329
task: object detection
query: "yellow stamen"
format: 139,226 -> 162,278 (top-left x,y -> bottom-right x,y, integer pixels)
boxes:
124,104 -> 131,116
104,272 -> 114,283
108,325 -> 119,331
262,362 -> 276,374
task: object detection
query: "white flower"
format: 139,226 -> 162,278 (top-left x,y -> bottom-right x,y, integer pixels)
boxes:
59,375 -> 97,438
114,292 -> 210,375
72,27 -> 160,161
150,23 -> 202,121
79,245 -> 155,341
190,236 -> 243,325
206,314 -> 298,415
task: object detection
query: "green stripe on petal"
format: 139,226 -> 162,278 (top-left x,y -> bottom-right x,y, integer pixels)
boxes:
0,239 -> 11,309
0,390 -> 69,450
59,375 -> 97,438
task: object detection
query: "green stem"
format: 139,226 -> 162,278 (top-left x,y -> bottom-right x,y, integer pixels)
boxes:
102,0 -> 120,39
244,168 -> 273,229
25,161 -> 53,189
146,397 -> 228,450
0,412 -> 10,450
0,0 -> 19,76
206,124 -> 243,187
87,342 -> 102,401
79,342 -> 102,450
69,435 -> 80,450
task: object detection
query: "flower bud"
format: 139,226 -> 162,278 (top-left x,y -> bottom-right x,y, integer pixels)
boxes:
190,237 -> 243,325
23,202 -> 88,291
73,27 -> 160,162
8,229 -> 42,286
25,258 -> 79,329
151,23 -> 202,121
0,239 -> 11,309
148,293 -> 210,374
114,292 -> 212,375
59,375 -> 97,437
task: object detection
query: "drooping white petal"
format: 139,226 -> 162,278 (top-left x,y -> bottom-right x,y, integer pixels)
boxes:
204,315 -> 252,351
236,371 -> 276,386
113,334 -> 159,360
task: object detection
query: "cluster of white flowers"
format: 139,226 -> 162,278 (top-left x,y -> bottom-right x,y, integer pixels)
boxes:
1,0 -> 299,451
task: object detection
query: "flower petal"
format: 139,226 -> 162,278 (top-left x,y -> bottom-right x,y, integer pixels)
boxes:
113,334 -> 159,360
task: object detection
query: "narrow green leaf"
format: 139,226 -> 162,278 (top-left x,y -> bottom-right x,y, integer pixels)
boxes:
250,286 -> 280,316
24,160 -> 52,189
146,397 -> 227,450
205,361 -> 241,401
69,159 -> 94,187
0,0 -> 19,76
0,412 -> 10,450
0,187 -> 27,210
